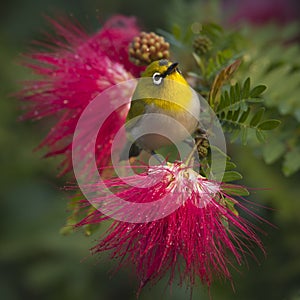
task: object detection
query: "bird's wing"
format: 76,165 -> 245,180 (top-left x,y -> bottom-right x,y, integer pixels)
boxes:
126,98 -> 146,121
126,82 -> 148,130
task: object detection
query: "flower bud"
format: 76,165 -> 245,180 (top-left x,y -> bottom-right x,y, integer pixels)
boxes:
193,35 -> 212,55
129,32 -> 170,66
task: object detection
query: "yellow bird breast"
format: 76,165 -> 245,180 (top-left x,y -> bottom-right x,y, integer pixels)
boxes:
127,76 -> 200,151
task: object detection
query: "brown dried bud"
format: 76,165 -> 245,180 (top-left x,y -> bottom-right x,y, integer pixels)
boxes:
129,31 -> 170,66
193,35 -> 212,56
194,128 -> 210,158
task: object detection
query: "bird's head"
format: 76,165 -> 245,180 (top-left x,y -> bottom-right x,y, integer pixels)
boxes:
141,59 -> 188,86
131,59 -> 194,115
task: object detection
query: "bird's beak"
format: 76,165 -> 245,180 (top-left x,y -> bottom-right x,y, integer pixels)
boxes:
163,62 -> 179,77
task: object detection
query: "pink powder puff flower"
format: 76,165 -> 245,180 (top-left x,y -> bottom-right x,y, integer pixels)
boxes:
76,161 -> 265,293
19,15 -> 144,175
225,0 -> 297,25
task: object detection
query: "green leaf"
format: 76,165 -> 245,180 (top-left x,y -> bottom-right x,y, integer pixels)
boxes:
238,107 -> 250,123
283,147 -> 300,176
230,128 -> 240,143
242,77 -> 250,98
202,22 -> 223,37
263,139 -> 285,164
256,129 -> 266,143
222,185 -> 250,196
225,161 -> 237,170
241,127 -> 248,145
226,110 -> 233,120
257,119 -> 281,130
225,198 -> 239,216
221,216 -> 229,229
235,82 -> 241,100
230,85 -> 236,102
224,90 -> 230,107
250,107 -> 265,127
222,171 -> 243,182
232,108 -> 240,122
192,52 -> 203,69
250,85 -> 267,97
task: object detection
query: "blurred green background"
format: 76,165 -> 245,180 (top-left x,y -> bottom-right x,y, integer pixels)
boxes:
1,0 -> 300,299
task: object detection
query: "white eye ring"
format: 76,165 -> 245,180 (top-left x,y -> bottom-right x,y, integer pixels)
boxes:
152,72 -> 163,85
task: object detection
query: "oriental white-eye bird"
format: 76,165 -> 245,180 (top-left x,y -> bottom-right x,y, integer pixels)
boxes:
123,59 -> 200,159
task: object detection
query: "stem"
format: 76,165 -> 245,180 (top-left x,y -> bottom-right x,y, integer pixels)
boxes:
185,138 -> 202,167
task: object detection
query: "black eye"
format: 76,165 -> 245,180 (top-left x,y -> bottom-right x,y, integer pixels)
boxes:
152,72 -> 163,85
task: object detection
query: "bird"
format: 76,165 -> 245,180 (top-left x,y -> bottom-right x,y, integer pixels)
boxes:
122,59 -> 200,160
